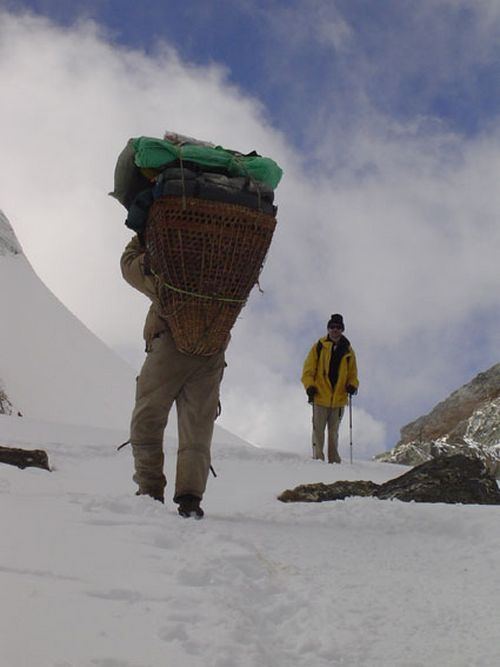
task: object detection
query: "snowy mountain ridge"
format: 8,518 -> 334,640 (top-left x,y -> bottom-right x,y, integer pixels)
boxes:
0,210 -> 136,429
1,211 -> 25,415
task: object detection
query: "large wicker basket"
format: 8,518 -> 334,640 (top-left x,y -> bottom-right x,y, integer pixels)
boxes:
145,196 -> 277,355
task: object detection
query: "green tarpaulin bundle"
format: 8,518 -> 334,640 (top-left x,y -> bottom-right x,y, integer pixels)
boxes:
133,136 -> 283,190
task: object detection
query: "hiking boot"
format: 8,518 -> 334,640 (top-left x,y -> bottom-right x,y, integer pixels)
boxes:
176,494 -> 204,519
135,489 -> 164,503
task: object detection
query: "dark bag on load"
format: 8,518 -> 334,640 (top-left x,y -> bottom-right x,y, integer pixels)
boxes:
155,167 -> 275,215
125,165 -> 277,233
109,139 -> 152,210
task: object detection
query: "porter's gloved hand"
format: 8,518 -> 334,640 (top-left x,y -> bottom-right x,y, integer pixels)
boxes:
346,384 -> 358,396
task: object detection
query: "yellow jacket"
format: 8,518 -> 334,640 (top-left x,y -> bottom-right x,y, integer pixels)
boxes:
301,335 -> 359,407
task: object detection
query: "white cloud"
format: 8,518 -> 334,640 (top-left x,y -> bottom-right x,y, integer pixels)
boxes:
0,10 -> 288,349
0,10 -> 498,459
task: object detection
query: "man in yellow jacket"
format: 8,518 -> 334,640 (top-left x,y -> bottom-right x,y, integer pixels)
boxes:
301,314 -> 359,463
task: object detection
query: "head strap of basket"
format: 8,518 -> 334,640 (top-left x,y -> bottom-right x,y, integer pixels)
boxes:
145,196 -> 277,355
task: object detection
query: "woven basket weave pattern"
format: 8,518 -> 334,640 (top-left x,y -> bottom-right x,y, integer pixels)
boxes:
146,197 -> 277,355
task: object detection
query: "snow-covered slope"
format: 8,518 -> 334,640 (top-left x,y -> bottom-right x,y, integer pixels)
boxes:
2,414 -> 500,667
3,207 -> 499,666
0,209 -> 252,450
0,209 -> 136,427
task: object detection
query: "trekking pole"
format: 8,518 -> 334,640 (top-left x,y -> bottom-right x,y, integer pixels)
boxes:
310,403 -> 316,460
349,394 -> 353,464
307,392 -> 315,459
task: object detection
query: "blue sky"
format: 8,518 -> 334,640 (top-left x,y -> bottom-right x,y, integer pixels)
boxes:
9,0 -> 500,143
1,1 -> 499,455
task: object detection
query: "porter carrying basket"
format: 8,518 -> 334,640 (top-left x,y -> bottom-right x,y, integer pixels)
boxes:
146,196 -> 277,355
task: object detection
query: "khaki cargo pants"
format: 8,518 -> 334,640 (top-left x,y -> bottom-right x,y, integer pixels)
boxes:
312,404 -> 344,463
130,330 -> 225,501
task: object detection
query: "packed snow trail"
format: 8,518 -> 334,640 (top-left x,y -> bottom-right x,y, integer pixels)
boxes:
2,416 -> 500,667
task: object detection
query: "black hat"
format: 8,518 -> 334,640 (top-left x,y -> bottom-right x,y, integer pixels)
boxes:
327,313 -> 344,331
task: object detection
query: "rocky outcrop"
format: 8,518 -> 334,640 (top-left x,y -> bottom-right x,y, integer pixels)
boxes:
376,364 -> 500,468
0,210 -> 22,256
0,445 -> 50,471
278,455 -> 500,505
279,480 -> 379,503
0,386 -> 14,415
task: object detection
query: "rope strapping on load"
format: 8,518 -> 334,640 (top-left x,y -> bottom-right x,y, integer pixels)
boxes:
150,267 -> 248,304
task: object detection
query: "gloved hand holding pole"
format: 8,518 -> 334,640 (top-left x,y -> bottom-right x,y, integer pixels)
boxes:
306,385 -> 318,404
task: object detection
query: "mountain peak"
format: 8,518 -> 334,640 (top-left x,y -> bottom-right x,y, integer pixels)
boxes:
377,363 -> 500,469
0,210 -> 22,256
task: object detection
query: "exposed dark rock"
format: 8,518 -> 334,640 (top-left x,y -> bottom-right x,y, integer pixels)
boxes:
278,480 -> 379,503
375,455 -> 500,504
0,445 -> 50,471
278,455 -> 500,506
0,388 -> 14,415
0,209 -> 22,256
